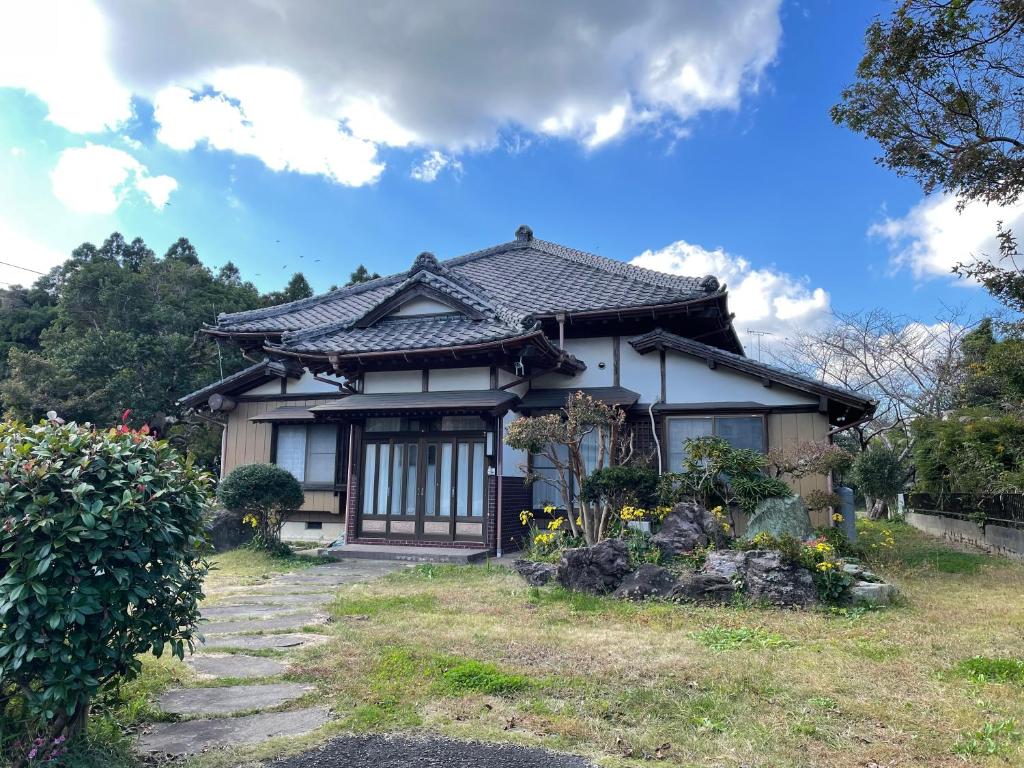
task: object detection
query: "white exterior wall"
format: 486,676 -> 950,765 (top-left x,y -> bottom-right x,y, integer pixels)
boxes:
533,337 -> 615,388
391,296 -> 454,316
281,520 -> 345,543
363,370 -> 422,393
286,371 -> 345,393
619,339 -> 662,402
429,367 -> 490,391
243,378 -> 285,395
662,352 -> 817,406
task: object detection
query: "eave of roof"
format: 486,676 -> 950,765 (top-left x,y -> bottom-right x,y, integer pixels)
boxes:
629,328 -> 877,417
519,386 -> 641,411
177,359 -> 289,409
309,389 -> 519,416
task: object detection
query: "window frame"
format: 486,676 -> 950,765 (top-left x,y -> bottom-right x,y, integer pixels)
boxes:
662,413 -> 768,472
271,422 -> 345,490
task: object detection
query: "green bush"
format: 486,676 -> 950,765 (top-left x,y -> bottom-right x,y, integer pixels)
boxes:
658,436 -> 790,512
0,420 -> 212,756
580,465 -> 658,509
217,463 -> 304,550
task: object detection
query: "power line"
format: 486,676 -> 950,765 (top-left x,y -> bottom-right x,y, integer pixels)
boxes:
0,260 -> 46,276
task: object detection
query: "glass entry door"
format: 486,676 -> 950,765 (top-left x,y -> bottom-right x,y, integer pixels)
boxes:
360,434 -> 486,542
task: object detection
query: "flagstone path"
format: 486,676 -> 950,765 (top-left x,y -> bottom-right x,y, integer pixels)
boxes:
137,559 -> 403,757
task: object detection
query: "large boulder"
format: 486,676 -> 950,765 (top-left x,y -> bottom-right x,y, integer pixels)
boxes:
612,564 -> 678,600
206,508 -> 254,552
651,501 -> 726,557
514,559 -> 557,587
670,572 -> 735,603
702,550 -> 751,581
556,539 -> 632,595
743,550 -> 818,607
745,495 -> 814,541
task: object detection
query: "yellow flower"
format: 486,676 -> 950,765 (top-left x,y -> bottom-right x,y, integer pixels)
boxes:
543,504 -> 557,515
816,561 -> 835,572
533,532 -> 555,546
519,510 -> 533,526
620,505 -> 647,522
652,505 -> 672,522
832,513 -> 844,523
575,514 -> 583,527
548,516 -> 565,531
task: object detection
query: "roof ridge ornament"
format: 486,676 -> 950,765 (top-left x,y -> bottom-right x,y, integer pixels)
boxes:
700,274 -> 720,291
515,224 -> 533,242
412,251 -> 441,273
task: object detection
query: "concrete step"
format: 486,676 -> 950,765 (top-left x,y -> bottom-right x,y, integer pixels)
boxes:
318,543 -> 490,565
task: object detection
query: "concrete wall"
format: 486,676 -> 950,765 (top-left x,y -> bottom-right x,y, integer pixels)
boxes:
429,367 -> 490,391
906,511 -> 1024,560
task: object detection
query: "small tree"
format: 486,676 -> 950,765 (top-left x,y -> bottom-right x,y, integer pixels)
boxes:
0,419 -> 212,761
849,444 -> 907,520
504,391 -> 632,545
768,440 -> 855,485
580,464 -> 659,528
217,464 -> 305,550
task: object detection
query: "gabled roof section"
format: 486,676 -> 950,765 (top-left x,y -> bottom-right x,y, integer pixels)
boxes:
177,358 -> 303,409
629,328 -> 877,423
209,227 -> 721,338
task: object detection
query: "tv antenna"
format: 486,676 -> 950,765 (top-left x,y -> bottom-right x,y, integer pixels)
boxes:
745,329 -> 773,362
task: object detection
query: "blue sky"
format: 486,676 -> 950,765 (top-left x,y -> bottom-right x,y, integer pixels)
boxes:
0,1 -> 1012,347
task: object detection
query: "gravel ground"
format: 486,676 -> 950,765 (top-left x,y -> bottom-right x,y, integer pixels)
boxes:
269,734 -> 595,767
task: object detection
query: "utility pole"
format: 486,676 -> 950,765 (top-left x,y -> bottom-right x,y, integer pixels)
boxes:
745,329 -> 773,362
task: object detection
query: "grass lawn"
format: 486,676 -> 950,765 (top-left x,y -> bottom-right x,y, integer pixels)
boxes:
81,523 -> 1024,767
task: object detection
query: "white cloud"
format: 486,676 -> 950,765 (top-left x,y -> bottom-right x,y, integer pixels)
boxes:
2,1 -> 782,184
0,217 -> 67,287
870,194 -> 1024,281
50,144 -> 177,214
9,147 -> 24,157
0,1 -> 132,132
631,239 -> 831,348
410,151 -> 463,183
153,69 -> 384,187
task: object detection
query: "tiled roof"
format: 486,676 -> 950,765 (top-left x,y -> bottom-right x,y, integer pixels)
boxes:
213,233 -> 718,338
176,358 -> 302,408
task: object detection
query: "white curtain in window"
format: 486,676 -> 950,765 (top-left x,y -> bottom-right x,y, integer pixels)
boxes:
666,418 -> 714,471
276,424 -> 307,482
305,424 -> 337,484
716,416 -> 765,453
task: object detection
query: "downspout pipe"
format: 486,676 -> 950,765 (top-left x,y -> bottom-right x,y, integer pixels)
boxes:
495,415 -> 504,558
649,399 -> 663,475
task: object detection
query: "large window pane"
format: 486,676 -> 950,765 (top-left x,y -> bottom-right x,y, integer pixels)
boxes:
531,443 -> 568,509
306,424 -> 337,484
361,444 -> 377,516
441,415 -> 486,431
390,443 -> 404,516
666,418 -> 713,470
424,444 -> 438,516
365,417 -> 403,432
376,445 -> 391,515
456,442 -> 469,517
276,425 -> 306,482
405,444 -> 418,516
716,416 -> 765,453
470,442 -> 484,517
439,443 -> 453,516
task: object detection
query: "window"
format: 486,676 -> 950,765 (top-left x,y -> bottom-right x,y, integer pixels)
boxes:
530,430 -> 606,510
305,521 -> 323,530
666,415 -> 765,470
275,423 -> 339,486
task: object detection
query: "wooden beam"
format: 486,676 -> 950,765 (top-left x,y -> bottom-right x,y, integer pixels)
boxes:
612,335 -> 620,386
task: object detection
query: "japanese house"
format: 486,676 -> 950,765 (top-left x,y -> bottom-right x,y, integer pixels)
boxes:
180,226 -> 875,552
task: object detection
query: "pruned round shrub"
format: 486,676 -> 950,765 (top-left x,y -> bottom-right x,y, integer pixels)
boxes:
0,420 -> 212,752
217,463 -> 304,550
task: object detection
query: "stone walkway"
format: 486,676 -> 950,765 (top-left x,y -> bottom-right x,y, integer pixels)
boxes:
137,559 -> 403,757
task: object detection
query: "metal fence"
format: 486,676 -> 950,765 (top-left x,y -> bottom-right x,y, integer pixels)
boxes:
907,492 -> 1024,530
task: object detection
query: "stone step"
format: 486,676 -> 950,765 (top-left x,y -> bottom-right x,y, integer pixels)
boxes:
186,654 -> 288,679
318,543 -> 490,565
137,706 -> 330,756
201,612 -> 326,635
157,682 -> 312,717
202,632 -> 330,651
200,603 -> 322,620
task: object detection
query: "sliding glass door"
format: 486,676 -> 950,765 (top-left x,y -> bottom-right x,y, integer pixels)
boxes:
360,434 -> 486,542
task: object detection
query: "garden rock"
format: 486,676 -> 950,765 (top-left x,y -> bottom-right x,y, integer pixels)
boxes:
848,581 -> 898,606
670,572 -> 735,603
514,559 -> 557,587
206,508 -> 254,552
650,501 -> 722,556
556,539 -> 632,594
702,550 -> 751,580
612,564 -> 678,600
842,562 -> 881,583
744,550 -> 818,607
745,495 -> 814,541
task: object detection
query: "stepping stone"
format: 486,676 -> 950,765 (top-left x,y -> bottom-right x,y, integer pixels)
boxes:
201,604 -> 316,619
210,593 -> 334,607
201,612 -> 326,635
186,654 -> 287,679
157,682 -> 312,716
137,706 -> 330,756
202,632 -> 329,651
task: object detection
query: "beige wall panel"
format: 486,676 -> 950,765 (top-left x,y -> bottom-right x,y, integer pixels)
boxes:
766,412 -> 832,528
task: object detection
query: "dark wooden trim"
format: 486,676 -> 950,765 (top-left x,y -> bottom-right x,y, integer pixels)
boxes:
489,366 -> 498,389
236,392 -> 345,402
612,336 -> 620,386
353,283 -> 486,328
421,369 -> 429,392
659,350 -> 666,403
270,423 -> 279,464
280,377 -> 287,395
